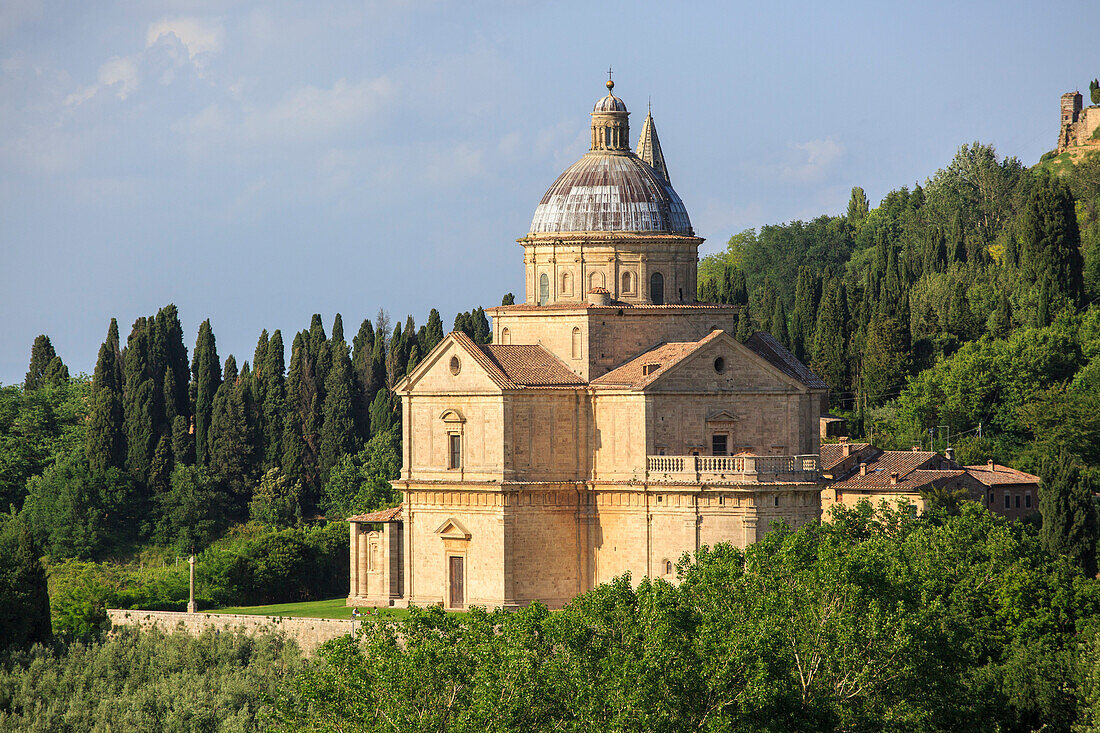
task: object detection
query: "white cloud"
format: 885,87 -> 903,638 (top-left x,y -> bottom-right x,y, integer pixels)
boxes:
251,77 -> 393,141
782,138 -> 844,182
146,17 -> 224,67
97,56 -> 140,100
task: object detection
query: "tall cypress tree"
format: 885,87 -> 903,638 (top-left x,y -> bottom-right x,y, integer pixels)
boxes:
123,318 -> 156,483
23,335 -> 58,391
811,276 -> 849,403
1039,452 -> 1098,577
730,267 -> 748,306
735,304 -> 753,342
87,339 -> 125,474
261,330 -> 286,471
154,305 -> 191,435
332,313 -> 344,344
790,266 -> 816,362
282,333 -> 309,489
1019,175 -> 1085,308
351,320 -> 376,442
208,355 -> 252,516
386,322 -> 406,387
192,320 -> 221,468
861,306 -> 910,406
320,339 -> 356,481
422,309 -> 444,355
769,299 -> 790,349
472,307 -> 491,344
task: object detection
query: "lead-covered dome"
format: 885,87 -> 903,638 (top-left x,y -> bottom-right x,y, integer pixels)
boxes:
528,79 -> 693,236
529,153 -> 693,234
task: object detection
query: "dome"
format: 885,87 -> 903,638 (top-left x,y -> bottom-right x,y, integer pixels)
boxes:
593,93 -> 627,112
529,152 -> 693,235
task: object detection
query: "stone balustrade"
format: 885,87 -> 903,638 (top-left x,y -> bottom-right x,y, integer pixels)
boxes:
645,454 -> 819,484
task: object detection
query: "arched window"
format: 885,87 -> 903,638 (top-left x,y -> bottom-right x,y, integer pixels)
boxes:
500,327 -> 510,345
589,271 -> 605,290
562,271 -> 572,296
571,327 -> 581,359
650,272 -> 664,305
538,273 -> 549,306
664,559 -> 673,575
621,271 -> 633,294
604,126 -> 612,147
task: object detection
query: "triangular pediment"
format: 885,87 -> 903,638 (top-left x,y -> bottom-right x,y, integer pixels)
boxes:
397,332 -> 507,395
706,409 -> 740,422
435,518 -> 471,540
646,330 -> 808,393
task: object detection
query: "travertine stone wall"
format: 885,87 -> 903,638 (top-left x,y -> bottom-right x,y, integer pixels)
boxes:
491,307 -> 740,380
106,609 -> 353,655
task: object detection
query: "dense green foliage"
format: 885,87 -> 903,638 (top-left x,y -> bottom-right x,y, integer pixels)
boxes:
699,145 -> 1100,478
276,504 -> 1100,732
0,515 -> 51,650
0,628 -> 304,731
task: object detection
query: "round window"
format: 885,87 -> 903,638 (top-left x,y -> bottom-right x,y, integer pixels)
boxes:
449,356 -> 461,375
714,356 -> 726,374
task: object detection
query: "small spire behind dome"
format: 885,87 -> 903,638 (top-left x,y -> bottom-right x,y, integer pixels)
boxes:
636,107 -> 670,184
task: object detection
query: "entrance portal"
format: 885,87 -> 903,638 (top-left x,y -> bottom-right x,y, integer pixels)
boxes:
448,556 -> 465,607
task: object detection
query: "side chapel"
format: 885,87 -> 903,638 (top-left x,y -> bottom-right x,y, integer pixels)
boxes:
348,79 -> 827,611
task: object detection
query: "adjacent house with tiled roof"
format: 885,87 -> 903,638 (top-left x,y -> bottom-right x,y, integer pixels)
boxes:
965,461 -> 1041,520
822,448 -> 985,516
347,80 -> 829,612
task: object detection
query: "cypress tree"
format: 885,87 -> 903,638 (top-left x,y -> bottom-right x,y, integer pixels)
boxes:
261,330 -> 286,471
989,290 -> 1013,338
171,415 -> 194,466
155,305 -> 190,433
718,266 -> 734,304
332,313 -> 344,344
453,311 -> 470,338
735,305 -> 753,342
730,267 -> 748,306
811,276 -> 849,402
23,335 -> 58,391
123,318 -> 156,483
472,307 -> 491,344
861,307 -> 911,406
699,278 -> 719,304
191,320 -> 221,468
282,334 -> 309,489
87,341 -> 125,474
44,356 -> 69,386
369,389 -> 396,437
386,322 -> 406,387
1039,452 -> 1099,577
320,340 -> 356,481
1036,276 -> 1051,328
769,299 -> 790,349
351,321 -> 376,441
369,331 -> 387,402
208,355 -> 252,516
402,315 -> 417,368
422,309 -> 444,355
0,518 -> 52,650
846,186 -> 870,225
790,266 -> 816,362
1019,176 -> 1085,307
501,293 -> 516,306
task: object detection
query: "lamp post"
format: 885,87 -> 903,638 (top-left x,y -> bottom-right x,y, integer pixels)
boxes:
187,554 -> 197,614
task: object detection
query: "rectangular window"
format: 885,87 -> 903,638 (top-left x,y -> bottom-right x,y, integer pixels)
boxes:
1025,492 -> 1032,509
448,433 -> 461,470
1004,493 -> 1010,509
711,434 -> 728,456
1015,494 -> 1021,509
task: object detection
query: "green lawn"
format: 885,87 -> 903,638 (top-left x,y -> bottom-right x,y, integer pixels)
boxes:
213,597 -> 411,620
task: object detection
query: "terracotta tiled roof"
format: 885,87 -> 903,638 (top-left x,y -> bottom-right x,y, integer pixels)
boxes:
450,332 -> 514,390
348,504 -> 403,522
591,331 -> 726,388
964,464 -> 1041,486
832,469 -> 969,492
744,332 -> 828,390
863,451 -> 950,476
479,344 -> 586,387
820,442 -> 872,471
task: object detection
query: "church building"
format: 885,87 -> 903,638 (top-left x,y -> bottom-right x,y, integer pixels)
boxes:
348,79 -> 827,611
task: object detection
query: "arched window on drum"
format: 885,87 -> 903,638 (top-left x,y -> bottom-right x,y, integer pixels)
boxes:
650,272 -> 664,305
539,273 -> 550,306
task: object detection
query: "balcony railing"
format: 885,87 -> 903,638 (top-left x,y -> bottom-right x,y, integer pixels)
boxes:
646,454 -> 819,484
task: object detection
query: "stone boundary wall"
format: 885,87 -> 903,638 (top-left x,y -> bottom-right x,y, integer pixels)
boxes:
107,609 -> 355,655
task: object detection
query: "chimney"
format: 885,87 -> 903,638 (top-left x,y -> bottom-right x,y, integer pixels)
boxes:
890,471 -> 899,486
859,463 -> 867,476
911,446 -> 921,452
838,436 -> 849,444
987,459 -> 995,470
945,447 -> 954,461
842,443 -> 853,457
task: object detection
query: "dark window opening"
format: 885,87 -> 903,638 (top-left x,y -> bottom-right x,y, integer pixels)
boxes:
1015,494 -> 1021,508
711,434 -> 727,456
449,434 -> 461,469
1004,493 -> 1010,509
650,272 -> 664,305
1025,493 -> 1032,509
538,273 -> 549,306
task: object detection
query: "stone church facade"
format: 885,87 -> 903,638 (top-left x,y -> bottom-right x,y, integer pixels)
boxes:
348,79 -> 827,611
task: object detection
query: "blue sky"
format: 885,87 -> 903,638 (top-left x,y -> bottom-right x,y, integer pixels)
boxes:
1,0 -> 1096,383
